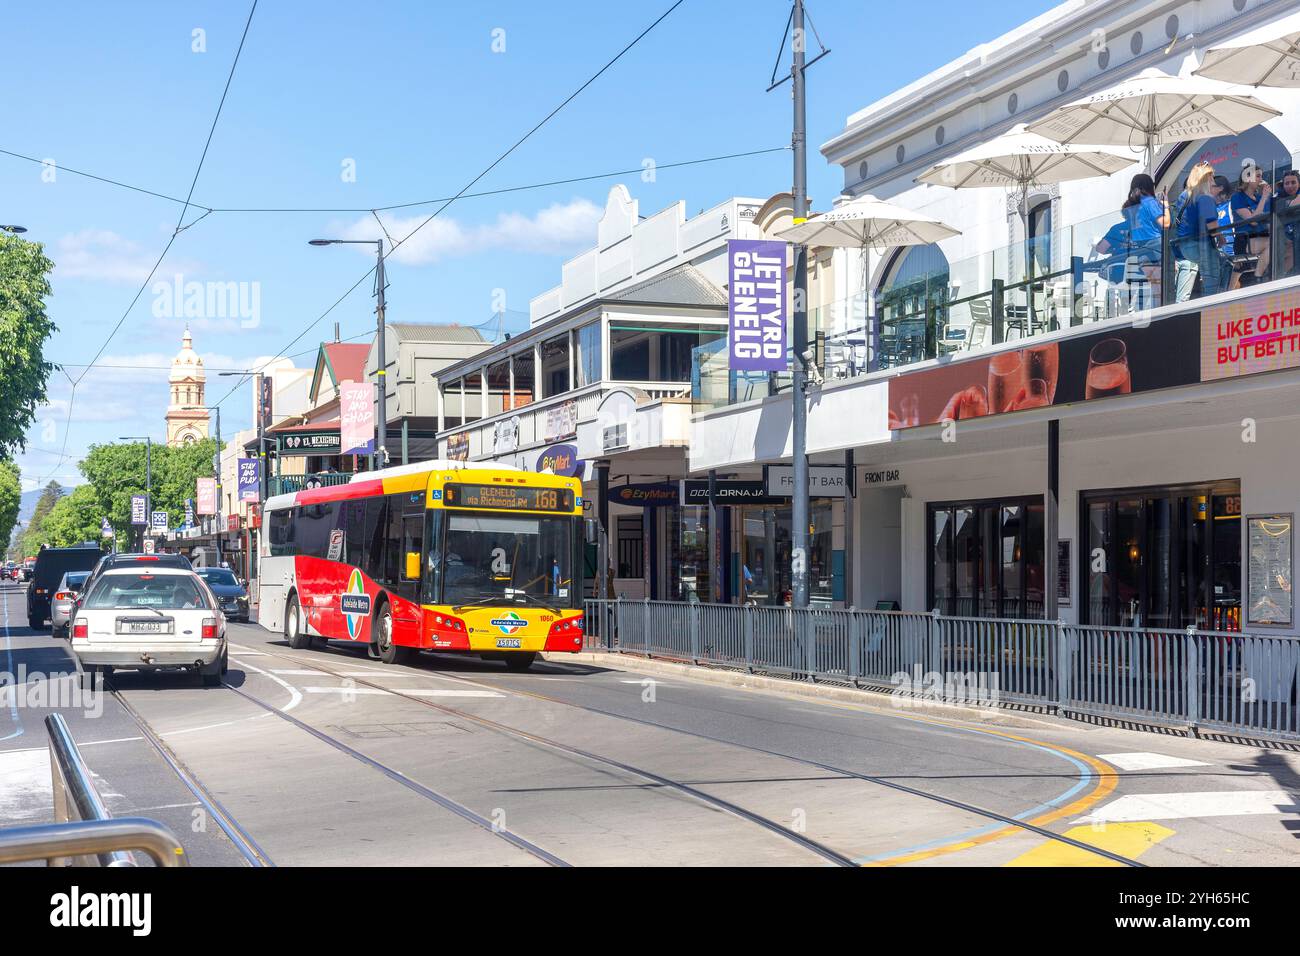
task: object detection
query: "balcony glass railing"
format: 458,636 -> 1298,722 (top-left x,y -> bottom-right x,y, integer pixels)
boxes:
693,168 -> 1300,409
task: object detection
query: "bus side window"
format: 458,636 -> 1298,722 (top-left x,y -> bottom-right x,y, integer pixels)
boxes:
363,497 -> 387,585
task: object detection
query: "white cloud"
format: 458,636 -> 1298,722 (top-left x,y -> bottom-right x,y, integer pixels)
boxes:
334,197 -> 602,265
53,229 -> 201,283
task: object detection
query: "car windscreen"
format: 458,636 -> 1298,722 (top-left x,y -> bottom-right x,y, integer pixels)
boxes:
84,574 -> 210,610
197,569 -> 238,587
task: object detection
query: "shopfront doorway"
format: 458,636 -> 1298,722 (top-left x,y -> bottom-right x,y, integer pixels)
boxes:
1082,480 -> 1242,631
739,503 -> 835,606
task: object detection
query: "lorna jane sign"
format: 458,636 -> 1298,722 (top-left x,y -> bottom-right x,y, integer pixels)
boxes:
728,239 -> 787,372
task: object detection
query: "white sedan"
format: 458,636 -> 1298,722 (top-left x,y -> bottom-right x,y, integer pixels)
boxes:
71,567 -> 228,686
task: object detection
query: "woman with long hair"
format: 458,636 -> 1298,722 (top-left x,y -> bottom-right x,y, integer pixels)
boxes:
1174,162 -> 1224,301
1121,173 -> 1171,310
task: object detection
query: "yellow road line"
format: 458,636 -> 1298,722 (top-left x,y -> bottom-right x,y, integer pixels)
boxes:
1005,822 -> 1175,867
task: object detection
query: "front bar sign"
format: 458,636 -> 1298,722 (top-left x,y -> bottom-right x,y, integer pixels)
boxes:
727,239 -> 787,372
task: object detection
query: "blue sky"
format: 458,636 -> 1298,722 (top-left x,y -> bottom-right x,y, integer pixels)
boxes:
1,0 -> 1055,490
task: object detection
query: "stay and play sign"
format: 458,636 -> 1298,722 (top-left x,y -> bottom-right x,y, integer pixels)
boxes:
727,238 -> 787,373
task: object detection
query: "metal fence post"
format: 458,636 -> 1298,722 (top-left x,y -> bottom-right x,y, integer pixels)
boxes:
609,596 -> 619,651
804,608 -> 816,681
848,607 -> 861,687
929,607 -> 942,676
1185,625 -> 1200,736
1055,619 -> 1068,715
991,279 -> 1005,345
743,604 -> 755,673
690,603 -> 701,664
641,598 -> 650,657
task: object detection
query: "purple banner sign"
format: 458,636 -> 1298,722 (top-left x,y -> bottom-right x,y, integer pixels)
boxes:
238,458 -> 261,502
728,239 -> 787,373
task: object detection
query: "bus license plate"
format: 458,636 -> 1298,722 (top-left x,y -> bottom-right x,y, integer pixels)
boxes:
496,638 -> 522,649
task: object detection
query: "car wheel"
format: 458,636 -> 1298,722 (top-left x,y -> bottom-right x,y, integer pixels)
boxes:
286,594 -> 310,650
28,615 -> 41,631
376,603 -> 412,665
504,652 -> 537,672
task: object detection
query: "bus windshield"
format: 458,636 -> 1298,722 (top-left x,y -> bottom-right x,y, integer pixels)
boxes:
431,511 -> 575,609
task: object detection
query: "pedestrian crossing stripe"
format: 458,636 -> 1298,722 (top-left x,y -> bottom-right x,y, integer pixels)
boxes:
1005,822 -> 1174,867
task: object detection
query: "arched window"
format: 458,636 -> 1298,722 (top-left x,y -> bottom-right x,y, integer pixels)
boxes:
1028,199 -> 1052,278
1161,126 -> 1292,197
875,243 -> 951,366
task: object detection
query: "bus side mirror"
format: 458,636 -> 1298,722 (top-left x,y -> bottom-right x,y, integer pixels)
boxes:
405,552 -> 420,580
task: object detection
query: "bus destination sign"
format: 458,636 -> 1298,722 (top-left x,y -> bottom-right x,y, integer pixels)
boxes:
443,483 -> 574,513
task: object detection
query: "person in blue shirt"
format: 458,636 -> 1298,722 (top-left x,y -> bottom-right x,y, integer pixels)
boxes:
1120,173 -> 1171,310
1215,175 -> 1236,292
1229,158 -> 1272,287
1093,219 -> 1131,286
1174,162 -> 1224,301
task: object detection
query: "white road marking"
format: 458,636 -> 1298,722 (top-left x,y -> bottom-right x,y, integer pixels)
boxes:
1077,790 -> 1300,823
1098,752 -> 1211,771
230,652 -> 270,657
269,669 -> 329,676
0,748 -> 51,821
234,659 -> 303,712
304,686 -> 393,696
162,713 -> 273,737
394,689 -> 504,698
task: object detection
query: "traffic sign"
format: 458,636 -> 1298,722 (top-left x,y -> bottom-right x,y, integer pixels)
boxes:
150,510 -> 168,532
100,518 -> 113,538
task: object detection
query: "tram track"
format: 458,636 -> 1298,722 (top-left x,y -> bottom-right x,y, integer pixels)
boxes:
238,639 -> 1142,868
106,682 -> 274,868
227,641 -> 858,867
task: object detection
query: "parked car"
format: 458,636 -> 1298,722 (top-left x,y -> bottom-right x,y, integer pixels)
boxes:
195,567 -> 250,622
27,546 -> 102,630
50,570 -> 92,637
70,566 -> 228,686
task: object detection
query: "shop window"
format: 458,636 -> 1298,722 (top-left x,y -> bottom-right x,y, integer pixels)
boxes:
539,335 -> 570,399
616,515 -> 644,579
928,496 -> 1044,619
512,351 -> 535,409
667,506 -> 709,603
575,322 -> 602,387
739,503 -> 834,607
610,323 -> 723,383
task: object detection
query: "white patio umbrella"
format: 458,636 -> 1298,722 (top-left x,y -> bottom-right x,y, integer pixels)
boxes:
776,195 -> 961,366
916,123 -> 1137,214
916,124 -> 1137,277
1026,68 -> 1281,172
1193,12 -> 1300,87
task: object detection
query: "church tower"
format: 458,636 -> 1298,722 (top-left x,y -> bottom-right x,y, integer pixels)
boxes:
165,326 -> 210,447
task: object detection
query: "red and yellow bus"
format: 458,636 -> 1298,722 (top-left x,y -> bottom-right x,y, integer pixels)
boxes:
258,462 -> 584,670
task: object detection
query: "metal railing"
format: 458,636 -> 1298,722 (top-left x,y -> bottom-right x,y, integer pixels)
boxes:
268,472 -> 353,497
583,600 -> 1300,742
0,713 -> 189,867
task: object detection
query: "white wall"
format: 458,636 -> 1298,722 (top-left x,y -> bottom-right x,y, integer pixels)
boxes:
880,413 -> 1300,634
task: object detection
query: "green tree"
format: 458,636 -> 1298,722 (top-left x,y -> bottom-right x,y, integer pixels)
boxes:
20,479 -> 64,554
79,439 -> 217,539
0,460 -> 20,557
0,235 -> 57,456
41,484 -> 104,548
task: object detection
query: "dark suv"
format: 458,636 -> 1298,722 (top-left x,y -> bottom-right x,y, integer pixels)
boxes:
28,546 -> 104,630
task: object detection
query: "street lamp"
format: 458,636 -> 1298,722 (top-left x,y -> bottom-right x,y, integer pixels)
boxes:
183,404 -> 223,562
0,225 -> 27,234
309,238 -> 388,470
118,436 -> 152,551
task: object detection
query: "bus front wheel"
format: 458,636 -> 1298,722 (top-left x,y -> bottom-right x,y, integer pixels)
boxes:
286,594 -> 310,650
376,604 -> 412,665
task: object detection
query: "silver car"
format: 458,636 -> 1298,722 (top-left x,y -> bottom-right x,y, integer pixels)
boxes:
51,571 -> 92,637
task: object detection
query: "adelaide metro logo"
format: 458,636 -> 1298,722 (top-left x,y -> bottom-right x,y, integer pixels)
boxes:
340,569 -> 372,639
490,611 -> 526,636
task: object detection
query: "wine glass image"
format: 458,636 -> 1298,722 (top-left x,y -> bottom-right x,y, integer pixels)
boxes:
1024,342 -> 1059,403
1086,338 -> 1131,399
987,351 -> 1025,413
1013,378 -> 1051,409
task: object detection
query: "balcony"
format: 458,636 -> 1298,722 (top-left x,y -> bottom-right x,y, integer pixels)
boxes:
693,193 -> 1300,413
268,472 -> 354,497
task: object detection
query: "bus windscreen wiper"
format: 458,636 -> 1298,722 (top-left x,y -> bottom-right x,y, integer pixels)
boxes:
452,593 -> 506,614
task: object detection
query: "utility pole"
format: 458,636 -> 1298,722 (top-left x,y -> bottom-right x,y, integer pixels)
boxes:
790,0 -> 811,609
375,240 -> 388,472
213,405 -> 223,562
145,437 -> 152,552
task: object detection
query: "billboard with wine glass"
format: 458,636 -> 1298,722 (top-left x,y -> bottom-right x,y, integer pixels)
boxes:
887,312 -> 1202,429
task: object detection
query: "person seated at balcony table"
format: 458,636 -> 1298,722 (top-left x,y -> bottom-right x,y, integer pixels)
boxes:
1120,173 -> 1171,309
1229,158 -> 1272,288
1174,162 -> 1224,302
1273,169 -> 1300,278
1214,175 -> 1237,292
